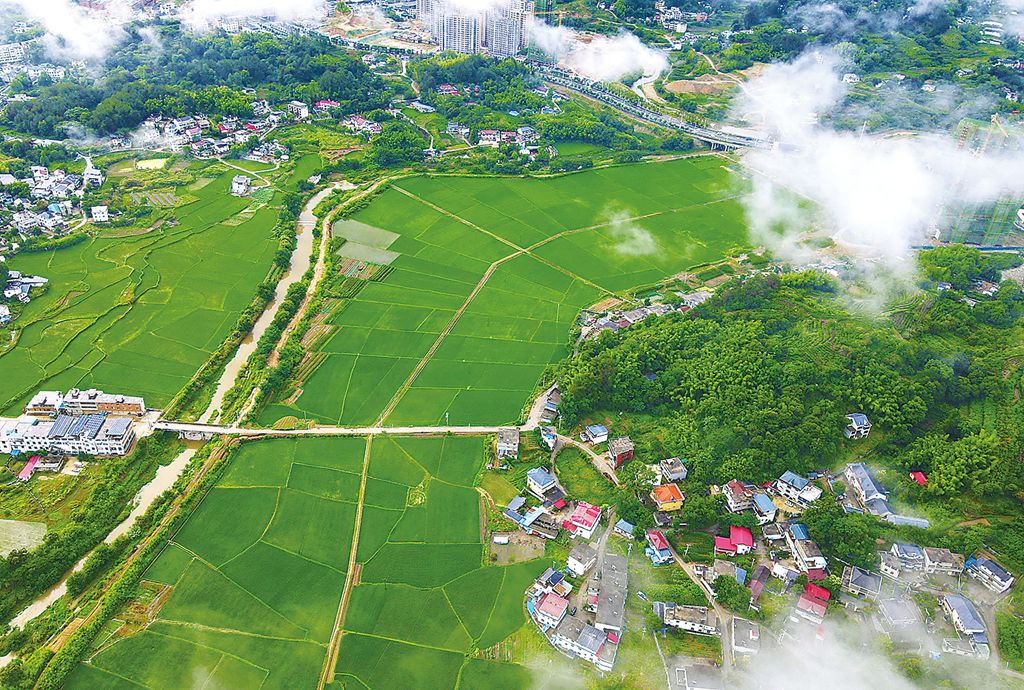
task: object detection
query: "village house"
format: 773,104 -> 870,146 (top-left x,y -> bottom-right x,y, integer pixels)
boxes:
844,413 -> 872,439
496,427 -> 519,459
614,518 -> 635,540
567,543 -> 598,577
714,525 -> 753,556
774,470 -> 822,507
581,424 -> 608,445
878,551 -> 901,580
785,523 -> 828,573
645,530 -> 673,566
966,556 -> 1014,593
751,493 -> 777,525
722,479 -> 754,512
654,602 -> 719,635
705,559 -> 745,586
659,457 -> 688,482
845,463 -> 892,515
550,616 -> 618,671
795,583 -> 830,623
287,101 -> 310,119
841,566 -> 882,599
732,618 -> 760,656
231,175 -> 252,196
540,387 -> 560,423
503,498 -> 559,540
941,594 -> 990,659
650,483 -> 684,512
534,592 -> 569,629
563,501 -> 602,540
534,567 -> 572,598
90,206 -> 109,223
525,467 -> 566,508
923,547 -> 964,575
878,598 -> 918,629
747,565 -> 771,602
594,554 -> 628,634
478,129 -> 501,145
891,542 -> 925,570
607,436 -> 634,468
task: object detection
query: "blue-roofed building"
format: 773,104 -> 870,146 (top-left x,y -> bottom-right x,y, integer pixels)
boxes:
845,463 -> 888,505
751,493 -> 777,525
508,496 -> 526,512
891,543 -> 925,570
941,594 -> 990,658
527,467 -> 557,497
581,424 -> 609,444
789,523 -> 810,541
614,519 -> 636,539
884,514 -> 930,529
967,556 -> 1015,593
845,413 -> 872,439
775,470 -> 822,507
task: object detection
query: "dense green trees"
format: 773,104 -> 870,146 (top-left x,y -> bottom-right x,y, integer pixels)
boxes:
3,28 -> 390,136
801,501 -> 881,570
711,574 -> 752,612
369,123 -> 427,167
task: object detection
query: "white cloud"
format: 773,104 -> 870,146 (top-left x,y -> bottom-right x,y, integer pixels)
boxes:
528,20 -> 668,81
182,0 -> 330,31
734,49 -> 1024,278
8,0 -> 133,62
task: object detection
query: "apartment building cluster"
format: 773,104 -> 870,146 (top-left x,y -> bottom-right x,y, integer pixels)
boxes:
417,0 -> 534,57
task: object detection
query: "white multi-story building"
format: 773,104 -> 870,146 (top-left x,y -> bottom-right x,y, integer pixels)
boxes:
0,42 -> 26,65
550,616 -> 618,671
654,602 -> 719,635
0,414 -> 135,456
486,0 -> 532,57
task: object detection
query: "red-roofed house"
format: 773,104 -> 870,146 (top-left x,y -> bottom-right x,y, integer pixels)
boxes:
562,501 -> 602,540
796,591 -> 828,623
646,530 -> 673,565
910,471 -> 927,486
535,592 -> 568,628
805,568 -> 828,582
804,583 -> 831,602
715,525 -> 753,555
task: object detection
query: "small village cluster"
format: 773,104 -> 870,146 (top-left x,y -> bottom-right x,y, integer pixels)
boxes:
0,270 -> 48,324
124,111 -> 294,161
0,388 -> 145,464
578,290 -> 712,341
487,390 -> 1016,675
0,161 -> 104,245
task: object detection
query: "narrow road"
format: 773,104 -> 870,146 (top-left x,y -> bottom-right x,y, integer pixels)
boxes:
555,433 -> 620,486
671,547 -> 733,673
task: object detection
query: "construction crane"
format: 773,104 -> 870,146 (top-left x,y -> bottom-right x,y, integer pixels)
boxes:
533,10 -> 565,26
980,113 -> 1009,154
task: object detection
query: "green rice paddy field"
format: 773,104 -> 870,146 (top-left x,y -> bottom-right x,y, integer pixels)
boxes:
0,170 -> 279,414
67,435 -> 540,690
262,156 -> 746,428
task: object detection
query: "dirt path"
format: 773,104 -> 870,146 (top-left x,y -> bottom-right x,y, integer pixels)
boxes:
318,436 -> 374,689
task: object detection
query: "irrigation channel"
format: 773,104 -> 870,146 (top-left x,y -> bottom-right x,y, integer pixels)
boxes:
2,182 -> 346,636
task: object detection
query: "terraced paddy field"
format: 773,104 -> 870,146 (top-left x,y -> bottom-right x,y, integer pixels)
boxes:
263,155 -> 747,427
68,436 -> 541,690
0,170 -> 280,414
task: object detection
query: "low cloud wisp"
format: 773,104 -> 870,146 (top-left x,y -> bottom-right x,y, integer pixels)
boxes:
735,50 -> 1024,274
528,20 -> 668,82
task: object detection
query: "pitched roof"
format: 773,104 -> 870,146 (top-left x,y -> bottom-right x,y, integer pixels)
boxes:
973,557 -> 1012,582
943,594 -> 985,633
752,493 -> 776,513
805,583 -> 831,601
527,467 -> 556,487
537,592 -> 569,619
647,530 -> 670,551
615,518 -> 635,533
909,471 -> 927,486
779,470 -> 809,490
714,536 -> 736,553
568,501 -> 601,529
730,525 -> 753,548
789,523 -> 810,541
652,483 -> 684,503
797,592 -> 828,616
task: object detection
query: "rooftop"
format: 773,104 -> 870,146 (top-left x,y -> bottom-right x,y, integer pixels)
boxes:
569,543 -> 597,564
537,592 -> 569,619
608,436 -> 633,455
943,594 -> 985,633
652,483 -> 684,503
569,501 -> 601,529
527,467 -> 556,488
779,470 -> 809,490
